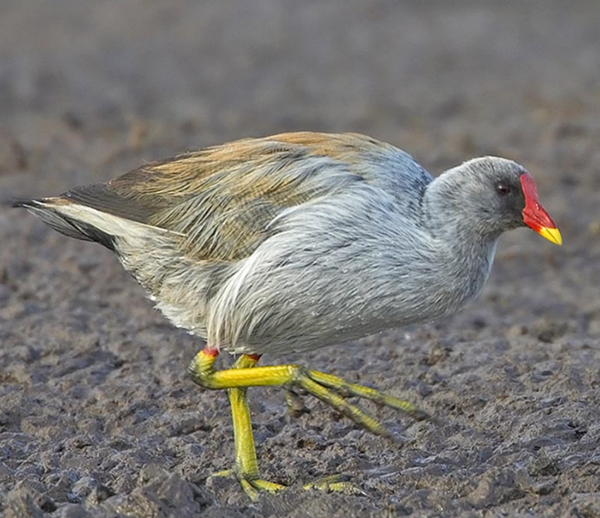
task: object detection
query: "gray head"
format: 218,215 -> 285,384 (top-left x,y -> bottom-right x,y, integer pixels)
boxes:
426,157 -> 562,245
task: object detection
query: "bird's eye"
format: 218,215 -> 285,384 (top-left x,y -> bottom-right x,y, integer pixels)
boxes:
496,183 -> 511,196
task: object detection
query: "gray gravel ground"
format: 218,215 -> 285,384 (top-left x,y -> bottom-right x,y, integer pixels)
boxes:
1,1 -> 600,516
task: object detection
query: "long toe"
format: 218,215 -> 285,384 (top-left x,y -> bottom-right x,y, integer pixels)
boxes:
292,367 -> 432,437
298,375 -> 392,437
306,368 -> 432,421
206,470 -> 286,501
242,478 -> 287,501
209,470 -> 359,501
302,475 -> 365,495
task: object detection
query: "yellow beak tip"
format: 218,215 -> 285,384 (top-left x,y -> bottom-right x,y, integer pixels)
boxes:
538,226 -> 563,246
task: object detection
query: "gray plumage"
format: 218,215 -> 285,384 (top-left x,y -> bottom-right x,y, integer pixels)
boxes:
16,132 -> 552,356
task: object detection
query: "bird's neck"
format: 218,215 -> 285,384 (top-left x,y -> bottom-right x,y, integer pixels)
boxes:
421,179 -> 500,296
422,175 -> 502,248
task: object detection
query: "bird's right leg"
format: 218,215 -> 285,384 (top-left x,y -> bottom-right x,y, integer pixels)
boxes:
193,349 -> 285,499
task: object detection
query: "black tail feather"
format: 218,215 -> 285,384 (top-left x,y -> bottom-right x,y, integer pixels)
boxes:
15,199 -> 116,250
11,198 -> 34,209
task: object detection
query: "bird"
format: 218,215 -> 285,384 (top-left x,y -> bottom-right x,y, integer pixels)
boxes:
15,131 -> 562,499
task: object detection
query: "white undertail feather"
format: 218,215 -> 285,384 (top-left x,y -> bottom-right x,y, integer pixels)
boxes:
51,202 -> 183,239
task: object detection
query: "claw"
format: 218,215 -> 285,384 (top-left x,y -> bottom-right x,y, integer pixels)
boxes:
284,388 -> 310,418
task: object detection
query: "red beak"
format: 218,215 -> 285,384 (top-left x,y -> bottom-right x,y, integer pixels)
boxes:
520,173 -> 562,245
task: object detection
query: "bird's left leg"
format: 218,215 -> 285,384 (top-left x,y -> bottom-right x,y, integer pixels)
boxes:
226,354 -> 288,498
190,346 -> 430,440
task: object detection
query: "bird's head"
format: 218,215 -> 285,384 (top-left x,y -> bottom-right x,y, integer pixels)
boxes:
436,157 -> 562,245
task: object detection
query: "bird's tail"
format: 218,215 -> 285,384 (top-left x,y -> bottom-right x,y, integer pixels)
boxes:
14,197 -> 119,250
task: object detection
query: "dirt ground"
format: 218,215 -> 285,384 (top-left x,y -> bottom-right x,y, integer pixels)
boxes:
1,1 -> 600,516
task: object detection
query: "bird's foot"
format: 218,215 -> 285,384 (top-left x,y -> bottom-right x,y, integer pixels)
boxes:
189,347 -> 431,439
208,469 -> 286,500
208,470 -> 358,501
286,367 -> 432,438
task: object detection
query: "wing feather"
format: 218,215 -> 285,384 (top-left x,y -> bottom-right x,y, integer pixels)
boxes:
58,132 -> 432,262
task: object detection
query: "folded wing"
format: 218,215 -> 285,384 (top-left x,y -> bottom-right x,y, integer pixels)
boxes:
19,132 -> 432,264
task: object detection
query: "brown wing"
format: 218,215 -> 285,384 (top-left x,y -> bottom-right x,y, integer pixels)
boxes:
63,132 -> 404,262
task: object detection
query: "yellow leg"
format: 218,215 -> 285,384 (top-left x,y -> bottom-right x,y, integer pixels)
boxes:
228,355 -> 260,479
226,355 -> 287,499
189,349 -> 429,433
190,347 -> 429,499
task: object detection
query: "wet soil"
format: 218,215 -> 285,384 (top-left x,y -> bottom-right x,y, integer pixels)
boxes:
1,1 -> 600,516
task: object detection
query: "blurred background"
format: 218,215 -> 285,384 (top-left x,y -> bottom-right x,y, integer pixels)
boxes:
2,1 -> 599,191
1,1 -> 599,516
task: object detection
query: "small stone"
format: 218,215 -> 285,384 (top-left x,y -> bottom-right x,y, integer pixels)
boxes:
532,480 -> 555,495
138,463 -> 169,484
71,476 -> 97,499
85,483 -> 114,505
